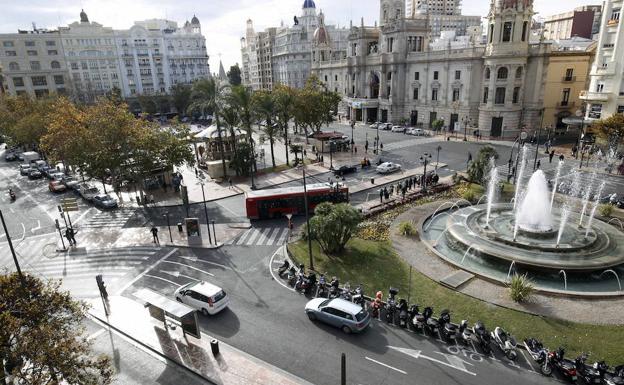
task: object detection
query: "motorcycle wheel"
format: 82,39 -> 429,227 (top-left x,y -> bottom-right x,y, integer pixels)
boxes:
540,363 -> 552,376
506,350 -> 517,361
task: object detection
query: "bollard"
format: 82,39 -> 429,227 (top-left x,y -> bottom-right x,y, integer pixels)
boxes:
371,177 -> 375,184
210,339 -> 220,356
177,223 -> 183,232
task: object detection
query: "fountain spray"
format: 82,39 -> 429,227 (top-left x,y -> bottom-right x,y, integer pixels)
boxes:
485,157 -> 499,228
585,181 -> 606,238
513,145 -> 529,212
579,173 -> 596,227
557,172 -> 582,246
550,160 -> 563,210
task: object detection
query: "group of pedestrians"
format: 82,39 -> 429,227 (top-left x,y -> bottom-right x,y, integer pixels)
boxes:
379,176 -> 420,203
64,227 -> 77,246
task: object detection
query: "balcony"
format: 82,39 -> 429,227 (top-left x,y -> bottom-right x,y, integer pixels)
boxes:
562,76 -> 576,82
607,19 -> 619,26
556,101 -> 575,108
579,90 -> 610,101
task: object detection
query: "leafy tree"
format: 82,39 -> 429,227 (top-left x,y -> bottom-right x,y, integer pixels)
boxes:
591,113 -> 624,149
105,86 -> 124,106
170,84 -> 192,116
309,202 -> 361,255
220,106 -> 240,169
229,141 -> 254,176
137,94 -> 158,115
0,95 -> 56,149
228,85 -> 256,173
293,76 -> 340,143
274,84 -> 296,165
0,272 -> 113,385
467,145 -> 499,184
432,119 -> 444,131
155,95 -> 171,115
227,64 -> 242,86
289,143 -> 302,163
188,78 -> 229,177
252,90 -> 279,168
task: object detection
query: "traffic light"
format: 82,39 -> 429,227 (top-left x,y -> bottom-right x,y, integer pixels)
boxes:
95,274 -> 108,301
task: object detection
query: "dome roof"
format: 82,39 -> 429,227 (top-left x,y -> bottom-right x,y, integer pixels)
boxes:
314,25 -> 329,45
191,15 -> 200,24
303,0 -> 316,9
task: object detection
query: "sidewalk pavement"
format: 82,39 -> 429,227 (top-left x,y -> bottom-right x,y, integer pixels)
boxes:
348,163 -> 446,195
65,223 -> 248,251
88,296 -> 313,385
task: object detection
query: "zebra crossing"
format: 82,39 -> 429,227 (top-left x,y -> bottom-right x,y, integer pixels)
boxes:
80,209 -> 136,229
0,234 -> 57,271
225,227 -> 290,246
382,136 -> 442,152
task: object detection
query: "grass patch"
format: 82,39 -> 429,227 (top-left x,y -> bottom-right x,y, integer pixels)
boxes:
288,238 -> 624,362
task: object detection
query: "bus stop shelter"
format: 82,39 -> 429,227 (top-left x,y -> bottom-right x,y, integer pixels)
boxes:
133,288 -> 200,339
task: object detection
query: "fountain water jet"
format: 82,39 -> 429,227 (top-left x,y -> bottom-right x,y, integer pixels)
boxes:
460,245 -> 475,264
550,160 -> 563,210
513,145 -> 529,211
556,172 -> 582,245
476,195 -> 488,206
585,182 -> 606,238
579,173 -> 596,226
485,158 -> 499,228
432,223 -> 463,248
515,170 -> 553,233
600,270 -> 622,291
507,260 -> 517,281
607,218 -> 624,231
559,270 -> 567,290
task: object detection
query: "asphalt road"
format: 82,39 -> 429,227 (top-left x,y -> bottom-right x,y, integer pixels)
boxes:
123,245 -> 564,385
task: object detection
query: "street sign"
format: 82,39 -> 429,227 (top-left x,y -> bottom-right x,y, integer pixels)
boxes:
61,198 -> 79,212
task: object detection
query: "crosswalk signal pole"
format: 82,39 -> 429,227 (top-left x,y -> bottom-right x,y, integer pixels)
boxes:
55,219 -> 67,252
0,209 -> 25,286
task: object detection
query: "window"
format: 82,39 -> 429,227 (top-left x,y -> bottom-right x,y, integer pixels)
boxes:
27,50 -> 38,56
485,67 -> 490,79
24,41 -> 35,47
414,71 -> 419,81
413,88 -> 419,100
433,71 -> 439,80
497,67 -> 508,79
452,88 -> 460,102
612,8 -> 621,21
617,105 -> 624,114
34,89 -> 49,98
5,51 -> 16,56
488,24 -> 494,43
513,87 -> 520,104
522,21 -> 528,42
335,75 -> 338,81
3,41 -> 14,47
48,50 -> 58,55
597,83 -> 604,92
431,88 -> 438,101
455,70 -> 461,80
70,62 -> 78,70
515,67 -> 522,79
30,61 -> 41,70
387,37 -> 394,52
564,68 -> 573,81
46,40 -> 56,46
495,87 -> 506,104
12,77 -> 24,87
9,62 -> 19,70
54,75 -> 64,85
561,88 -> 570,105
502,22 -> 513,42
50,61 -> 60,69
31,76 -> 47,86
483,87 -> 489,103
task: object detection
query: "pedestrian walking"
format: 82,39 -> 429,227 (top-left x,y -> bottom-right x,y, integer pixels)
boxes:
559,154 -> 564,162
549,150 -> 555,163
402,186 -> 407,199
65,228 -> 74,246
354,146 -> 357,154
68,228 -> 77,245
383,187 -> 389,200
389,185 -> 394,196
468,152 -> 473,164
536,160 -> 541,169
151,226 -> 159,244
228,177 -> 233,189
379,189 -> 384,203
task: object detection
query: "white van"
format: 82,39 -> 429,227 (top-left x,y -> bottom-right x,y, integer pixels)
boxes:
174,281 -> 229,315
23,151 -> 41,163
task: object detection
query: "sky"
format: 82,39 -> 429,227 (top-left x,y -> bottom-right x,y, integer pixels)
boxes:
0,0 -> 598,73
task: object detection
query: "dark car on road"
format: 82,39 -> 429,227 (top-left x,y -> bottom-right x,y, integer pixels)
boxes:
5,152 -> 17,161
93,194 -> 118,209
333,165 -> 358,176
28,169 -> 43,179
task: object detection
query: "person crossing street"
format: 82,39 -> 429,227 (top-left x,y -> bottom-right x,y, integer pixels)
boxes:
151,226 -> 159,245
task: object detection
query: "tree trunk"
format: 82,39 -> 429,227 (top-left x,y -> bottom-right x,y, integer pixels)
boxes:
283,122 -> 289,166
102,179 -> 107,194
304,126 -> 309,144
269,137 -> 276,168
216,115 -> 227,178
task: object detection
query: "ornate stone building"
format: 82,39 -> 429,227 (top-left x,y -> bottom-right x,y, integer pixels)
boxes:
312,0 -> 560,139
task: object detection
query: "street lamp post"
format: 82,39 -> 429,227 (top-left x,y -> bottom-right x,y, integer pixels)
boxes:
0,209 -> 24,285
329,140 -> 334,170
462,116 -> 470,141
300,166 -> 314,271
350,120 -> 355,153
435,145 -> 441,172
163,212 -> 173,243
420,153 -> 432,193
198,179 -> 213,245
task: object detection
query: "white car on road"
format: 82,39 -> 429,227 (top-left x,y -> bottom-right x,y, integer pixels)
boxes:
391,125 -> 405,133
376,162 -> 402,174
175,281 -> 229,316
407,128 -> 425,136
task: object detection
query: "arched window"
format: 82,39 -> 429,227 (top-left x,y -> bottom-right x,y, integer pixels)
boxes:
9,62 -> 19,71
485,67 -> 490,80
50,60 -> 60,69
515,67 -> 522,79
497,67 -> 508,79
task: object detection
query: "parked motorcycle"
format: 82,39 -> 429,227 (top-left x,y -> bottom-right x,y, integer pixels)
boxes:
385,288 -> 399,324
397,299 -> 409,328
438,310 -> 457,342
352,284 -> 365,308
316,274 -> 328,298
472,321 -> 492,354
524,338 -> 551,375
286,266 -> 297,286
545,347 -> 577,382
408,304 -> 425,331
604,365 -> 624,385
422,306 -> 440,335
277,260 -> 290,277
491,327 -> 518,360
329,277 -> 340,298
457,320 -> 473,345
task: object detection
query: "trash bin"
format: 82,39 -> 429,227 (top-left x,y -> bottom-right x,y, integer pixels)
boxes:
177,223 -> 183,232
210,339 -> 220,356
371,177 -> 375,184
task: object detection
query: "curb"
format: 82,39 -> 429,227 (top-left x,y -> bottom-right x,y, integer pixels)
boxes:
162,242 -> 223,250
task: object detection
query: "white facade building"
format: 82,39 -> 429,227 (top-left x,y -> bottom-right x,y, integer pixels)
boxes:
580,0 -> 624,120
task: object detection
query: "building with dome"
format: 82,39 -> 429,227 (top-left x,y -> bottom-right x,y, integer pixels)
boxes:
240,0 -> 349,90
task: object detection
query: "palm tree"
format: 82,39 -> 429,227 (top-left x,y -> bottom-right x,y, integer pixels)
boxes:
188,78 -> 229,177
252,90 -> 279,168
228,85 -> 257,187
220,105 -> 240,174
273,85 -> 295,166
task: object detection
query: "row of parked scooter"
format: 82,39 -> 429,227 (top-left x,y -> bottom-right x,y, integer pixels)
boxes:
278,261 -> 624,384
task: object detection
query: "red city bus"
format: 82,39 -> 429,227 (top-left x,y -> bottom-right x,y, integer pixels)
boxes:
246,183 -> 349,220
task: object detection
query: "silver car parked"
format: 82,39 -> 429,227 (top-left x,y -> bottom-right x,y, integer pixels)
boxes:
305,298 -> 370,334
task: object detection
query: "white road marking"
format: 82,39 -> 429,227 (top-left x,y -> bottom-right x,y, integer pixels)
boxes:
520,350 -> 539,373
159,270 -> 198,281
72,207 -> 94,225
30,220 -> 41,234
264,228 -> 281,246
234,229 -> 253,245
276,228 -> 289,245
388,346 -> 477,376
161,260 -> 214,276
268,246 -> 295,292
87,328 -> 106,341
115,248 -> 178,295
243,228 -> 261,245
364,357 -> 407,374
144,274 -> 182,286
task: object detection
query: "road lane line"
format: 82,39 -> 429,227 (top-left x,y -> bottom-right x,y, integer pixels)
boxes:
364,357 -> 407,374
276,228 -> 289,245
161,260 -> 214,276
144,274 -> 182,286
235,229 -> 254,245
269,246 -> 295,292
264,228 -> 281,246
520,350 -> 539,373
243,228 -> 261,245
115,248 -> 178,295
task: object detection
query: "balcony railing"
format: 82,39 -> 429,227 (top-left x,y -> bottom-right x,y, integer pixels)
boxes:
579,90 -> 610,101
607,19 -> 619,26
562,76 -> 576,82
556,101 -> 575,108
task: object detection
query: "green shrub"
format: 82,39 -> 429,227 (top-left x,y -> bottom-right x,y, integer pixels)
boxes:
508,273 -> 534,303
397,221 -> 417,237
598,204 -> 614,218
461,189 -> 476,203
